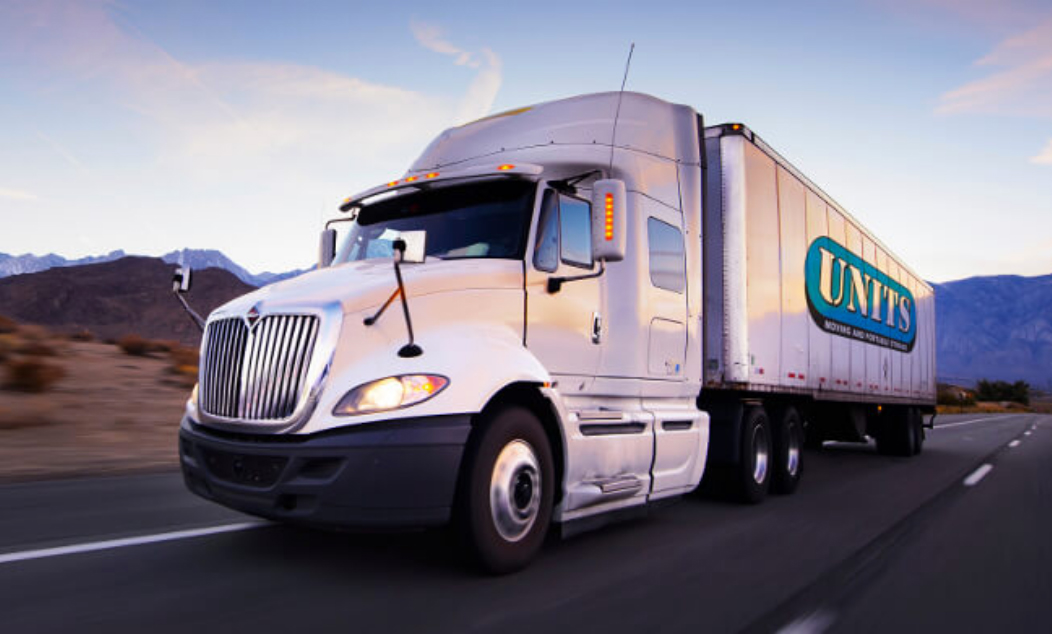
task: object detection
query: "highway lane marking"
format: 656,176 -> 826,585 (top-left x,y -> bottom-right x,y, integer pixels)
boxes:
1009,440 -> 1021,448
963,464 -> 994,487
1024,431 -> 1032,436
0,521 -> 267,566
933,415 -> 1018,430
776,609 -> 837,634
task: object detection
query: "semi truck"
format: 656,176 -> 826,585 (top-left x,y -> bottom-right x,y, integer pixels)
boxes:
176,91 -> 936,573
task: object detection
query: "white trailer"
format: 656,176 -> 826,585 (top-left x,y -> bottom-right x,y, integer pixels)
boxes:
177,92 -> 936,572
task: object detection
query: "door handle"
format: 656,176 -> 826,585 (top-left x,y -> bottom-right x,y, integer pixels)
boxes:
591,312 -> 602,344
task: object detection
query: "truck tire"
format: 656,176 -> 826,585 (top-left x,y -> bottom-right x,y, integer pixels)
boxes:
910,408 -> 924,456
771,406 -> 803,495
876,407 -> 916,457
458,406 -> 554,574
737,406 -> 772,504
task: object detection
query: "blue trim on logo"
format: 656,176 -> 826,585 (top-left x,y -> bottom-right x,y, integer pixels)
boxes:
804,236 -> 916,352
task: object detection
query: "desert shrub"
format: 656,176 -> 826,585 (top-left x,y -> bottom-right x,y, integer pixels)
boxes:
4,358 -> 65,393
17,340 -> 57,357
0,402 -> 53,430
168,345 -> 199,368
0,314 -> 17,334
117,334 -> 152,356
68,330 -> 95,342
0,334 -> 15,362
150,339 -> 179,353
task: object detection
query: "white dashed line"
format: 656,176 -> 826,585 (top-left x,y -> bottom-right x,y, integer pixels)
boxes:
963,464 -> 994,487
777,609 -> 838,634
0,521 -> 266,566
934,416 -> 1014,430
1024,431 -> 1032,436
1009,440 -> 1021,448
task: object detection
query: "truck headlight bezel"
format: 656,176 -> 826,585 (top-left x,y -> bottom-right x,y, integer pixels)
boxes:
333,374 -> 449,416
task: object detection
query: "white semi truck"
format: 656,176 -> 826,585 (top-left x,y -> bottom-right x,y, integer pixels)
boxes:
177,92 -> 936,572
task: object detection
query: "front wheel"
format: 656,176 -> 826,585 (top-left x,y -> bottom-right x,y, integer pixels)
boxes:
458,406 -> 554,574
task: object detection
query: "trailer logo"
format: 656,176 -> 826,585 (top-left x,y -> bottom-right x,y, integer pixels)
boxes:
804,236 -> 916,352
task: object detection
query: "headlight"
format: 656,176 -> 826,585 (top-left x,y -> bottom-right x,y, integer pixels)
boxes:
333,374 -> 449,416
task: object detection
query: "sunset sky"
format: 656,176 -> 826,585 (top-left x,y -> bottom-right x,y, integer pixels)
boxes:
0,0 -> 1050,281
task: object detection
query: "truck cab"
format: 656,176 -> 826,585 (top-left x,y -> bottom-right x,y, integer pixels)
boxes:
179,92 -> 710,572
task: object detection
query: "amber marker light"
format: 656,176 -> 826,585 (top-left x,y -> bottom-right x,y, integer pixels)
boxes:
387,180 -> 400,187
405,175 -> 419,182
425,172 -> 440,179
604,193 -> 615,241
497,164 -> 515,171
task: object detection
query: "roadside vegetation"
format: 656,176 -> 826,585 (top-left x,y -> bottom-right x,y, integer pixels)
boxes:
0,314 -> 200,480
937,378 -> 1040,414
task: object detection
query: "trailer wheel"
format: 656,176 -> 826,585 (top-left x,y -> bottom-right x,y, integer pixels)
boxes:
876,407 -> 916,457
910,408 -> 924,456
458,406 -> 554,574
772,406 -> 803,495
737,406 -> 772,504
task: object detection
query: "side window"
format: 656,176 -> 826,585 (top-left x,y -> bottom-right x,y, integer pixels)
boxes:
648,217 -> 685,293
533,190 -> 559,272
559,194 -> 593,268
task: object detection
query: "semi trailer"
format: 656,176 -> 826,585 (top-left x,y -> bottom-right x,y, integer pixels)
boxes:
177,91 -> 936,573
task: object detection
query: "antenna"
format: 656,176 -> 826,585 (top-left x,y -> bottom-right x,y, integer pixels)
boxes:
608,43 -> 635,173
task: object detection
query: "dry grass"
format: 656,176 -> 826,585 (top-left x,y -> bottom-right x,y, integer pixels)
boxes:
4,358 -> 66,393
0,314 -> 17,334
68,329 -> 95,342
117,334 -> 152,356
0,401 -> 53,430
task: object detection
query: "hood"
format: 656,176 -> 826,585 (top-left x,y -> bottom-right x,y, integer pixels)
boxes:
209,258 -> 523,319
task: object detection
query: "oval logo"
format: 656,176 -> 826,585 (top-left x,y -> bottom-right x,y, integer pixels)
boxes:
804,236 -> 916,352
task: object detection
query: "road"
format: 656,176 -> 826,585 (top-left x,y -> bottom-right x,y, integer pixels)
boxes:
1,414 -> 1049,633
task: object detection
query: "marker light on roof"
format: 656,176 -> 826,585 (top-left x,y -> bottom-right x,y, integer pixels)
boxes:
425,172 -> 439,179
405,175 -> 418,182
387,180 -> 399,187
497,164 -> 515,171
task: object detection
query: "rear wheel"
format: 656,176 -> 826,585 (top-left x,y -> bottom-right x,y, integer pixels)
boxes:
910,408 -> 924,455
876,407 -> 917,457
771,406 -> 804,495
458,406 -> 554,574
736,406 -> 772,504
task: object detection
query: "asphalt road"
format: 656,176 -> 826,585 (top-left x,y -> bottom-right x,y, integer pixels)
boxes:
1,413 -> 1049,633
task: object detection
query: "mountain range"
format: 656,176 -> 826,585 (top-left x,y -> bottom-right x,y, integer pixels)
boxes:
0,250 -> 1048,388
0,249 -> 307,287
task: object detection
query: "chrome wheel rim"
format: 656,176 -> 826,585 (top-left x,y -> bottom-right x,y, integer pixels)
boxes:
786,424 -> 801,477
490,440 -> 541,543
752,424 -> 770,485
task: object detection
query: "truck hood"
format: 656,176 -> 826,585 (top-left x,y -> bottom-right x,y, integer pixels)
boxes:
209,258 -> 523,319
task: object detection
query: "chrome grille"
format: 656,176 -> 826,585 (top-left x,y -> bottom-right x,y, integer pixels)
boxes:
199,314 -> 320,421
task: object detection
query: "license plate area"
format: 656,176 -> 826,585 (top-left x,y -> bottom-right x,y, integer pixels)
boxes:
202,449 -> 288,488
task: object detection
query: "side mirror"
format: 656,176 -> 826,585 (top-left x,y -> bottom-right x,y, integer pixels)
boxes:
395,230 -> 427,264
319,228 -> 337,268
591,179 -> 627,262
172,266 -> 192,293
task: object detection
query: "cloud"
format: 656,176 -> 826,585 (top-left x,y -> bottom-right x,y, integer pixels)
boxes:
410,19 -> 480,68
1032,138 -> 1052,164
410,19 -> 502,125
0,187 -> 39,201
0,3 -> 505,271
936,18 -> 1052,117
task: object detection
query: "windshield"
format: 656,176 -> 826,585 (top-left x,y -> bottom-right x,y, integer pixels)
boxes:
335,180 -> 536,263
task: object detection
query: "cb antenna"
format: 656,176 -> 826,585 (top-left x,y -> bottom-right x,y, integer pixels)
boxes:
608,42 -> 635,173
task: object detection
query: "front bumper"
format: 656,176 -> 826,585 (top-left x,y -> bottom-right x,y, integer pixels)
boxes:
179,414 -> 473,528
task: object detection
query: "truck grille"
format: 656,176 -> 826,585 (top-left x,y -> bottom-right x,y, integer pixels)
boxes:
199,314 -> 320,421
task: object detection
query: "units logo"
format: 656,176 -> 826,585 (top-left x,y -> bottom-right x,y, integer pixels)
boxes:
804,236 -> 916,352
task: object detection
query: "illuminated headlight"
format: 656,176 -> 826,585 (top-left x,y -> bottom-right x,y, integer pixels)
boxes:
333,375 -> 449,416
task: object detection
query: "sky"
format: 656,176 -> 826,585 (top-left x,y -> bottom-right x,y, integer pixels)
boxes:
0,0 -> 1050,282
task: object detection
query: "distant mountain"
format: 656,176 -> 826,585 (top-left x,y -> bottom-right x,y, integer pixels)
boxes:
160,248 -> 308,287
0,248 -> 308,287
0,256 -> 254,345
0,250 -> 126,278
933,274 -> 1052,389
